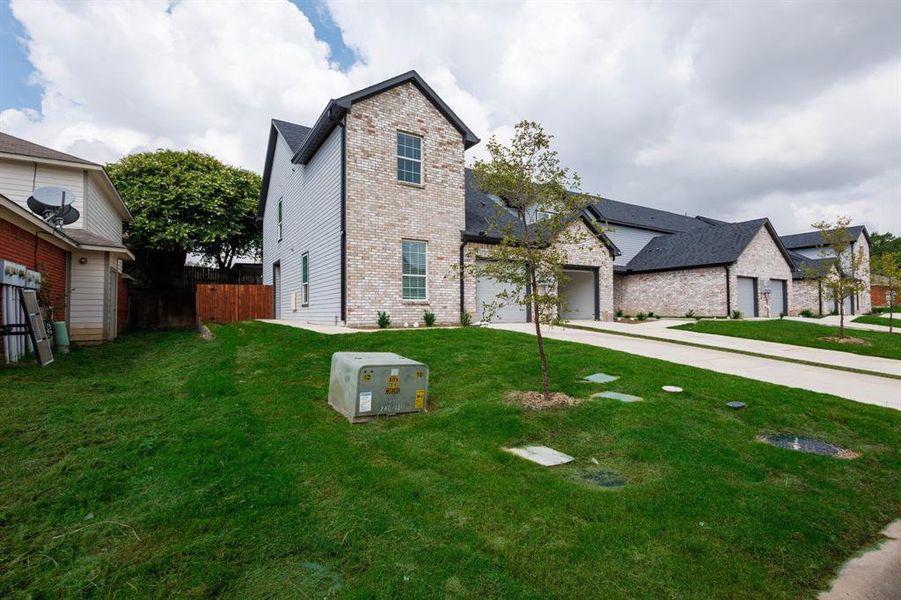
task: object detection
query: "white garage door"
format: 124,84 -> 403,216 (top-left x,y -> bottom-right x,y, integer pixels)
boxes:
769,279 -> 786,317
560,269 -> 596,320
476,261 -> 527,323
737,276 -> 756,317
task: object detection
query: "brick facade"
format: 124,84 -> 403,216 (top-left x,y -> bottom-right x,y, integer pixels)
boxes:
789,278 -> 825,316
731,227 -> 794,317
344,82 -> 466,327
0,217 -> 68,320
617,266 -> 729,317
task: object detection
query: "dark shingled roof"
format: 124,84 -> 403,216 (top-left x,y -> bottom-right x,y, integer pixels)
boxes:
589,197 -> 713,233
271,119 -> 311,154
788,250 -> 834,280
626,218 -> 780,273
463,169 -> 619,255
780,226 -> 867,249
0,131 -> 97,166
463,168 -> 523,241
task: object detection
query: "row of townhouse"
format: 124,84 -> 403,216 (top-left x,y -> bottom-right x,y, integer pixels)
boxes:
257,71 -> 871,327
0,132 -> 132,357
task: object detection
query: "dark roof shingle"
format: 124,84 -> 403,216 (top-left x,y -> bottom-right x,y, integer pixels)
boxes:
0,132 -> 97,166
590,198 -> 713,233
625,218 -> 771,273
780,226 -> 866,249
271,119 -> 311,154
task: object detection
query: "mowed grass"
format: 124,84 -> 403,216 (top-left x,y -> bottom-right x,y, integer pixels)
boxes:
675,318 -> 901,360
1,323 -> 899,598
853,315 -> 898,329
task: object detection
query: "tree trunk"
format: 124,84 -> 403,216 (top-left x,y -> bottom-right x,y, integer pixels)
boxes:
528,263 -> 550,400
839,299 -> 845,338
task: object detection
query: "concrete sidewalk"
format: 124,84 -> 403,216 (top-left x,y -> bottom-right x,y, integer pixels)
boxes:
819,520 -> 901,599
568,319 -> 901,378
487,323 -> 900,410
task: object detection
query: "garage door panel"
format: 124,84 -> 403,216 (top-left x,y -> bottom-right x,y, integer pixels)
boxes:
769,279 -> 786,317
560,269 -> 596,320
737,276 -> 756,317
476,261 -> 527,323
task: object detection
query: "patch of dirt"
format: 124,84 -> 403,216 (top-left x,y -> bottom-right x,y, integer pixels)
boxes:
818,336 -> 870,346
505,391 -> 582,410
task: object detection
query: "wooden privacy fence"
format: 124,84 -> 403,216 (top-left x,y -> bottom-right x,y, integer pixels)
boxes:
196,284 -> 273,324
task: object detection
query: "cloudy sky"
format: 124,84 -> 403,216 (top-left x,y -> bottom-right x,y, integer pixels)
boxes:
1,0 -> 899,234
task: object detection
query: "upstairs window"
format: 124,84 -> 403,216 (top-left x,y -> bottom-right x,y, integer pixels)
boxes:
397,132 -> 422,184
402,240 -> 427,300
277,198 -> 283,241
301,252 -> 309,306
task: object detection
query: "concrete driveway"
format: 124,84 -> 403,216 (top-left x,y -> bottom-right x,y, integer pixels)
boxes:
487,323 -> 900,410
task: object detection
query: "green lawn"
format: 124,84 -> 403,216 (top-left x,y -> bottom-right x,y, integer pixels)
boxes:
853,315 -> 898,330
1,323 -> 899,598
674,319 -> 901,360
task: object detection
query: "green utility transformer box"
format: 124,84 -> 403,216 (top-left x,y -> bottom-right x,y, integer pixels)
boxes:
328,352 -> 429,423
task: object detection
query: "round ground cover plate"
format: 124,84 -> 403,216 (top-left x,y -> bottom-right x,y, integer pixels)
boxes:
662,385 -> 683,393
757,434 -> 859,459
572,468 -> 626,489
726,401 -> 746,410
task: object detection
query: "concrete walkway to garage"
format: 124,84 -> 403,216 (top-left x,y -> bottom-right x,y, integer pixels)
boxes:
487,323 -> 901,410
567,319 -> 901,378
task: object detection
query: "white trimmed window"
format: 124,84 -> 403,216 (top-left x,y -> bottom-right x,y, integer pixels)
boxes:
396,132 -> 422,184
301,252 -> 309,306
402,240 -> 427,300
277,198 -> 283,241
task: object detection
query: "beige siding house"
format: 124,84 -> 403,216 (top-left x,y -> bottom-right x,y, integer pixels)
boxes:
0,132 -> 132,345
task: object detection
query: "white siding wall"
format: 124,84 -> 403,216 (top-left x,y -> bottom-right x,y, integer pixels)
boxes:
604,224 -> 663,266
0,158 -> 85,228
262,127 -> 343,324
69,250 -> 107,342
86,174 -> 123,242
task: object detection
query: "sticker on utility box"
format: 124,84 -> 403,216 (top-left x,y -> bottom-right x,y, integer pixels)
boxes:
359,391 -> 372,412
415,389 -> 426,409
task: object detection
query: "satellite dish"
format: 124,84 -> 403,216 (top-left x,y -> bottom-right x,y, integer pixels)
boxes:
26,186 -> 79,229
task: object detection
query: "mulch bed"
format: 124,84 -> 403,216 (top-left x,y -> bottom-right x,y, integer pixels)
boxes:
818,336 -> 870,346
505,391 -> 582,410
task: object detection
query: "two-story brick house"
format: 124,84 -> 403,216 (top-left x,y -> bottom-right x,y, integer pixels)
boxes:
0,133 -> 132,353
260,71 -> 866,325
259,71 -> 618,327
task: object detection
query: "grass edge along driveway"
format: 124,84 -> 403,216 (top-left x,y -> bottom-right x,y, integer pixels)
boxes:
1,322 -> 899,598
674,318 -> 901,361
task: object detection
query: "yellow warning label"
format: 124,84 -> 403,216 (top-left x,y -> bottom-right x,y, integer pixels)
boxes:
386,375 -> 399,395
415,389 -> 425,409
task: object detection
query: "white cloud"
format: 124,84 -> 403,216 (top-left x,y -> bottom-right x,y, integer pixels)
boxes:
2,0 -> 899,234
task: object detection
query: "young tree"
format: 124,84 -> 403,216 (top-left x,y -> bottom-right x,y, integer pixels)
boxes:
106,150 -> 261,283
468,121 -> 598,399
808,216 -> 869,338
873,252 -> 900,332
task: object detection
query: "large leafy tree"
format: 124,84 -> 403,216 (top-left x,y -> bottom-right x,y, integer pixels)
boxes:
468,121 -> 597,400
106,150 -> 261,272
873,252 -> 900,331
870,231 -> 901,268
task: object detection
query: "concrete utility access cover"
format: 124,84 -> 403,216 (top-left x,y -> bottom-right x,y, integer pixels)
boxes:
726,401 -> 747,410
572,468 -> 626,489
591,391 -> 643,403
582,373 -> 620,383
757,434 -> 859,459
662,385 -> 683,393
505,445 -> 574,466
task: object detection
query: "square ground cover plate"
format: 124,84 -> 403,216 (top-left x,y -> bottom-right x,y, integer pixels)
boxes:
591,391 -> 643,403
505,445 -> 574,466
582,373 -> 620,383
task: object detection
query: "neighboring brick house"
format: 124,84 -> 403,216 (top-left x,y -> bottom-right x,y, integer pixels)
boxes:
781,226 -> 871,315
259,70 -> 867,326
0,133 -> 132,357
